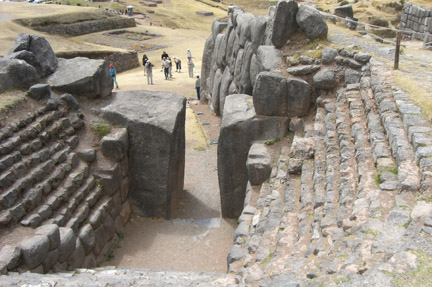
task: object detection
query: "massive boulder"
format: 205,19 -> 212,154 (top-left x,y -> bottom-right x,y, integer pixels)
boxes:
271,0 -> 299,48
296,4 -> 328,40
253,71 -> 311,117
218,94 -> 288,218
0,58 -> 38,93
10,34 -> 58,78
48,57 -> 112,99
100,90 -> 186,218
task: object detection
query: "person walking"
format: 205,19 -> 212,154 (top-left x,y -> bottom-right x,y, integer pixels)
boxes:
187,57 -> 194,78
109,64 -> 119,89
195,74 -> 201,100
145,61 -> 154,85
142,54 -> 149,75
173,56 -> 181,72
161,57 -> 171,80
160,51 -> 168,71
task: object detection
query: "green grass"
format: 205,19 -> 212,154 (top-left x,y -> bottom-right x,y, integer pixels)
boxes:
417,195 -> 432,203
391,250 -> 432,287
364,229 -> 379,236
260,252 -> 274,265
91,122 -> 111,139
265,137 -> 281,146
106,252 -> 115,261
193,146 -> 206,151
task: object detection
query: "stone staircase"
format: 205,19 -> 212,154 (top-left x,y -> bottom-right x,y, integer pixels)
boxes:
0,96 -> 130,274
228,59 -> 432,286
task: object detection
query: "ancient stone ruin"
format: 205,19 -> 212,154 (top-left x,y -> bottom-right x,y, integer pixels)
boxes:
0,0 -> 432,286
0,32 -> 186,275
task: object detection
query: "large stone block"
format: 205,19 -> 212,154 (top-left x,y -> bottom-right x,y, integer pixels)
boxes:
11,34 -> 58,78
200,35 -> 215,100
218,94 -> 288,218
253,72 -> 311,117
101,128 -> 128,161
100,91 -> 185,218
48,57 -> 112,99
239,42 -> 254,95
211,69 -> 223,116
236,13 -> 255,48
20,235 -> 49,269
296,4 -> 328,40
0,58 -> 38,93
246,143 -> 272,185
94,164 -> 122,196
271,0 -> 299,48
58,227 -> 76,263
313,69 -> 336,89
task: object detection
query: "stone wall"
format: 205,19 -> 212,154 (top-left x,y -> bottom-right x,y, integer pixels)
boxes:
17,17 -> 137,37
0,95 -> 131,274
400,2 -> 432,40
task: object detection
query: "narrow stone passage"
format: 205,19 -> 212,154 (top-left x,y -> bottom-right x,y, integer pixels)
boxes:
103,100 -> 236,273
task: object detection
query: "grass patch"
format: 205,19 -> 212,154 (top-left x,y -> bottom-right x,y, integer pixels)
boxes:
417,195 -> 432,203
402,219 -> 412,228
193,146 -> 206,151
391,250 -> 432,287
90,121 -> 111,139
265,137 -> 281,146
364,229 -> 379,236
393,71 -> 432,119
260,252 -> 274,265
334,276 -> 352,285
106,251 -> 115,261
338,253 -> 348,261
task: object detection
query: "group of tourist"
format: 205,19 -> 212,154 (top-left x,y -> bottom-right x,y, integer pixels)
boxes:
108,48 -> 201,100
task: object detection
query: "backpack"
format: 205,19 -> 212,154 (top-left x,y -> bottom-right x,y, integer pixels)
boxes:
110,68 -> 115,77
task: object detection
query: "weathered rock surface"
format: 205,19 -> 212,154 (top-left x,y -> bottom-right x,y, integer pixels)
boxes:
253,72 -> 311,117
271,0 -> 299,48
313,69 -> 336,89
256,46 -> 282,72
48,57 -> 112,99
246,143 -> 272,185
218,94 -> 288,218
296,4 -> 328,40
101,128 -> 128,161
100,90 -> 185,218
28,84 -> 51,101
10,34 -> 58,78
0,58 -> 38,93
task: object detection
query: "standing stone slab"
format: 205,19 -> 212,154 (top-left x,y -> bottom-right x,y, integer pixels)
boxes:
296,4 -> 328,40
101,91 -> 185,218
201,35 -> 215,100
48,57 -> 112,99
271,0 -> 299,48
211,69 -> 223,116
218,94 -> 288,218
219,68 -> 233,117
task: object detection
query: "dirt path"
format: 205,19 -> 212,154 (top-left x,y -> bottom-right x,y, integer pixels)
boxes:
98,21 -> 236,272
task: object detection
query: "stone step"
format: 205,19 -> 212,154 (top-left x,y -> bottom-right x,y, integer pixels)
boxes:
0,107 -> 46,144
0,142 -> 72,210
0,267 -> 238,286
17,153 -> 80,227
